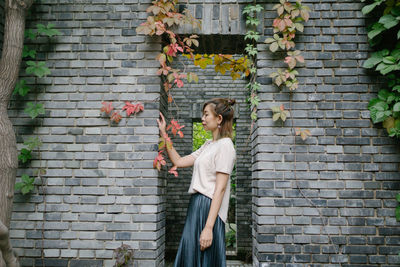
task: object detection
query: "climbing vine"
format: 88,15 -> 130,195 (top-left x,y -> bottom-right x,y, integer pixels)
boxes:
136,0 -> 251,176
264,0 -> 310,140
361,1 -> 400,241
362,0 -> 400,138
243,3 -> 263,128
13,23 -> 60,195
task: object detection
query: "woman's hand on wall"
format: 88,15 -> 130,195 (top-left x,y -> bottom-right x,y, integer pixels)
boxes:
157,112 -> 167,135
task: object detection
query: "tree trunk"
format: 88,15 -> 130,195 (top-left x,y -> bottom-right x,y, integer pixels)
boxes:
0,1 -> 34,266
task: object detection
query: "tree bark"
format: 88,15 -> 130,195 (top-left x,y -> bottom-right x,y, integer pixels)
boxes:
0,1 -> 34,266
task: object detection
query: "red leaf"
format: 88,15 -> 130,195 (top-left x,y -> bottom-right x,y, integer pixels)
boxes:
153,151 -> 166,171
168,166 -> 178,177
135,102 -> 144,113
122,101 -> 136,116
167,119 -> 185,137
122,102 -> 144,116
101,102 -> 114,114
110,112 -> 122,123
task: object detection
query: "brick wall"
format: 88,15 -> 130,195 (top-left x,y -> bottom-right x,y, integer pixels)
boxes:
165,55 -> 252,259
8,1 -> 164,266
253,0 -> 400,266
5,0 -> 400,266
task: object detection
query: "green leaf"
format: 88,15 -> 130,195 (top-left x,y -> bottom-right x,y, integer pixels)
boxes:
21,174 -> 32,183
18,148 -> 32,163
264,38 -> 275,44
368,23 -> 385,39
368,98 -> 381,109
13,80 -> 31,97
378,89 -> 391,101
396,206 -> 400,221
272,113 -> 281,121
381,64 -> 398,75
393,85 -> 400,92
396,193 -> 400,203
26,61 -> 51,78
37,23 -> 61,37
15,182 -> 24,191
293,23 -> 304,32
24,29 -> 37,40
383,56 -> 396,64
393,102 -> 400,112
24,102 -> 45,119
398,29 -> 400,39
22,45 -> 36,58
270,42 -> 279,52
271,106 -> 281,113
24,136 -> 42,150
361,2 -> 380,15
379,14 -> 399,29
363,51 -> 384,68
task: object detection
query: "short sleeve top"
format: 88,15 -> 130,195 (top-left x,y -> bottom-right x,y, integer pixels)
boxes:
188,137 -> 236,223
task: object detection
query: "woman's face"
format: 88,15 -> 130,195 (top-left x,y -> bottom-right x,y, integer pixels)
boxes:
201,104 -> 221,131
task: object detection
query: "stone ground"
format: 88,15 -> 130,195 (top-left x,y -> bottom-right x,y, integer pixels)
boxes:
165,260 -> 252,267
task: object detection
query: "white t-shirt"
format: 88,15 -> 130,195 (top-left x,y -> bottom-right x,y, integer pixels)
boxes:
188,137 -> 237,223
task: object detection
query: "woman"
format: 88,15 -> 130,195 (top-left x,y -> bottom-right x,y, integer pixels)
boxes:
157,98 -> 237,267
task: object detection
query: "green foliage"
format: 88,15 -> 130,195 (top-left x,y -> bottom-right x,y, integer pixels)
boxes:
192,122 -> 236,150
13,80 -> 30,97
36,23 -> 60,37
18,148 -> 32,163
26,61 -> 51,78
271,105 -> 289,122
396,193 -> 400,221
14,23 -> 59,196
225,228 -> 236,248
243,3 -> 264,123
265,0 -> 309,91
24,102 -> 45,119
362,0 -> 400,138
15,174 -> 35,195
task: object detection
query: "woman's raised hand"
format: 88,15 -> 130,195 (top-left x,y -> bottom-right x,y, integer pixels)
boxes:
157,112 -> 167,135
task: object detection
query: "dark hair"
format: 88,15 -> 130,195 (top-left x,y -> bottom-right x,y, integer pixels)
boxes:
202,98 -> 236,140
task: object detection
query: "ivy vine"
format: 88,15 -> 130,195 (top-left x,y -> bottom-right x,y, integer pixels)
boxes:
13,23 -> 60,195
243,3 -> 263,126
361,1 -> 400,237
136,0 -> 251,176
362,0 -> 400,138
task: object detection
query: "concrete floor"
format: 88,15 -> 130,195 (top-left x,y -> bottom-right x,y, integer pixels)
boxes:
165,260 -> 252,266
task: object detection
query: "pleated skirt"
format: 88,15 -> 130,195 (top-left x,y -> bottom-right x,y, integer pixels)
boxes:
173,192 -> 226,267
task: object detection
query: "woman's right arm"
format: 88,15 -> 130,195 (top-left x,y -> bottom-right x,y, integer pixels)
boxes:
164,146 -> 196,168
157,111 -> 195,168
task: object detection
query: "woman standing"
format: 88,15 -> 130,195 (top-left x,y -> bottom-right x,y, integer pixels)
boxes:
157,98 -> 237,267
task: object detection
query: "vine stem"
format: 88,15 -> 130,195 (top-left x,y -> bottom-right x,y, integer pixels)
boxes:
288,91 -> 339,256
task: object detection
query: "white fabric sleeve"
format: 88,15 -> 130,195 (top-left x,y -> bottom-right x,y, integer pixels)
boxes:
214,139 -> 236,175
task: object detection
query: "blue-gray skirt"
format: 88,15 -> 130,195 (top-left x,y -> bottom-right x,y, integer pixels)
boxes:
174,192 -> 226,267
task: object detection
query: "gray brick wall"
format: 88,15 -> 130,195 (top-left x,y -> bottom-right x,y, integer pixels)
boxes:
253,0 -> 400,266
8,1 -> 164,266
3,0 -> 400,266
165,56 -> 252,259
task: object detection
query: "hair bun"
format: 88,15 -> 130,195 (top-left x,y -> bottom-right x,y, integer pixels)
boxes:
228,98 -> 236,106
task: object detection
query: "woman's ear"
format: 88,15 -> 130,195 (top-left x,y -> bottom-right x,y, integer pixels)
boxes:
218,114 -> 223,124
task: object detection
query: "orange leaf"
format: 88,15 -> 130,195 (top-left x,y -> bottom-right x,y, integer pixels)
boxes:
110,112 -> 122,123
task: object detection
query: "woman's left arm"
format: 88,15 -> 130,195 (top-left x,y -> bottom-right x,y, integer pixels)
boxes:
199,172 -> 229,251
